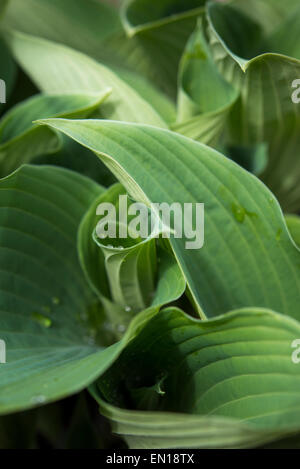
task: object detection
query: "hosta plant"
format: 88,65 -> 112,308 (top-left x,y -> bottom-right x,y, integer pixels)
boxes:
0,0 -> 300,449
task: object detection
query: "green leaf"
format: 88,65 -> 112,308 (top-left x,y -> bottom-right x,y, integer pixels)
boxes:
285,215 -> 300,248
0,0 -> 9,18
91,308 -> 300,448
4,0 -> 205,100
4,0 -> 176,123
0,90 -> 111,176
232,0 -> 300,36
119,0 -> 206,97
264,4 -> 300,59
206,0 -> 300,211
39,118 -> 300,321
0,164 -> 158,414
173,20 -> 238,145
115,67 -> 176,124
36,136 -> 117,188
4,0 -> 121,60
123,0 -> 205,35
4,30 -> 166,126
94,210 -> 158,315
91,307 -> 300,448
78,184 -> 186,336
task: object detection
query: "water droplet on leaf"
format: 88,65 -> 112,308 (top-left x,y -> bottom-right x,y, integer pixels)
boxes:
232,203 -> 246,223
31,312 -> 52,328
87,337 -> 96,346
31,395 -> 46,405
52,297 -> 60,305
276,228 -> 282,241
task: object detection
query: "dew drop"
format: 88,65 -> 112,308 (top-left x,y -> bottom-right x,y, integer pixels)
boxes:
231,203 -> 246,223
31,312 -> 52,328
87,337 -> 96,346
103,321 -> 113,333
117,246 -> 124,250
52,297 -> 60,305
276,228 -> 282,241
125,306 -> 132,312
83,334 -> 96,346
31,395 -> 46,405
